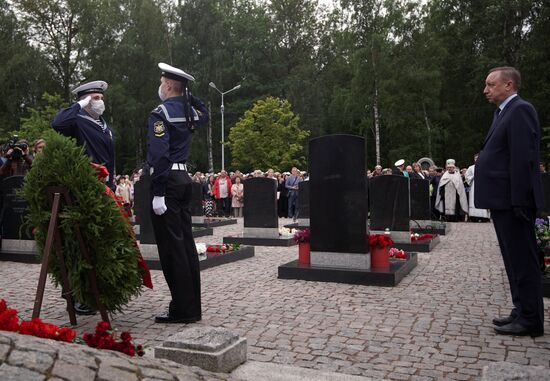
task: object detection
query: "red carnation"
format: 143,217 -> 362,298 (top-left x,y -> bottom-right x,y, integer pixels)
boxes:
121,332 -> 132,342
95,321 -> 111,335
57,327 -> 77,343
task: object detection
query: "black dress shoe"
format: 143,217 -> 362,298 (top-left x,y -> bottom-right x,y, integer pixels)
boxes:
74,303 -> 97,316
492,315 -> 515,326
154,313 -> 201,324
494,322 -> 543,337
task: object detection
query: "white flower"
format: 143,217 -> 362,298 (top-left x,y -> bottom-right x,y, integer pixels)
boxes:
195,242 -> 207,254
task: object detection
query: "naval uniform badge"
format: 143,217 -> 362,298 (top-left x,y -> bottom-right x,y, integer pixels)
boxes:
154,121 -> 165,137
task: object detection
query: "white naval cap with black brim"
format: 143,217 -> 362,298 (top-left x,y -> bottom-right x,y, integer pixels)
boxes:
71,80 -> 108,99
158,62 -> 195,82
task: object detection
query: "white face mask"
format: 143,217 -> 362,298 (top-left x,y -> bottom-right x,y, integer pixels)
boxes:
158,85 -> 167,101
91,99 -> 105,115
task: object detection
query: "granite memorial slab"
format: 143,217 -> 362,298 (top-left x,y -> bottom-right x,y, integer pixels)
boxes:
1,176 -> 32,240
369,174 -> 410,242
278,253 -> 418,286
0,176 -> 36,258
155,326 -> 247,373
411,220 -> 451,235
139,244 -> 254,271
224,177 -> 294,246
409,178 -> 450,235
410,178 -> 431,221
278,134 -> 417,286
190,182 -> 204,221
309,134 -> 369,267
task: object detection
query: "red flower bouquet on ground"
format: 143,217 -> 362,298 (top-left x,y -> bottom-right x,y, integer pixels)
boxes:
411,233 -> 433,242
1,299 -> 143,357
389,248 -> 408,260
82,321 -> 144,357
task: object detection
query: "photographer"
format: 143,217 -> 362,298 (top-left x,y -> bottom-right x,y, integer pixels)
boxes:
0,138 -> 33,178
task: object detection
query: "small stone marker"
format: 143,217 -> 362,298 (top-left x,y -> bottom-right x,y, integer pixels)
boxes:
155,326 -> 247,373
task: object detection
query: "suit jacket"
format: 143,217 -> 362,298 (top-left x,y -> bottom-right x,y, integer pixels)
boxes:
474,95 -> 543,210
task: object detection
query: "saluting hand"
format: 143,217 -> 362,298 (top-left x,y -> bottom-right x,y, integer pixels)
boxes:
77,95 -> 92,109
152,196 -> 167,215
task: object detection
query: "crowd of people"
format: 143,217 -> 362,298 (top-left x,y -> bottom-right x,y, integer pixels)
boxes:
188,166 -> 306,220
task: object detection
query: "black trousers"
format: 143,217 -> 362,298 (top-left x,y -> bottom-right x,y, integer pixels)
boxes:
491,208 -> 543,330
216,197 -> 230,217
151,170 -> 201,318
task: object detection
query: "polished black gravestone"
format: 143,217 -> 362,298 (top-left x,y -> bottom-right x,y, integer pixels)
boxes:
539,173 -> 550,218
1,176 -> 32,240
284,181 -> 310,229
409,178 -> 450,235
190,182 -> 204,219
278,134 -> 417,286
0,176 -> 36,257
410,178 -> 431,221
310,135 -> 369,265
370,175 -> 410,240
369,175 -> 439,252
224,177 -> 295,246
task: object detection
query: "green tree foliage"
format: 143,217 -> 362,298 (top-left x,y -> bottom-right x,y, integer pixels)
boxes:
16,93 -> 67,143
0,0 -> 57,137
2,0 -> 549,171
228,97 -> 309,172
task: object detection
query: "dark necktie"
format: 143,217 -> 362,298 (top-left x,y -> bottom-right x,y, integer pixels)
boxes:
493,108 -> 501,123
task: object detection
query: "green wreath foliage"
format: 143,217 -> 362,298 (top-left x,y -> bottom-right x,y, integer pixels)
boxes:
21,131 -> 143,312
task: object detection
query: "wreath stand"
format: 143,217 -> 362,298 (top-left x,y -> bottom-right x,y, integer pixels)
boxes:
32,186 -> 109,325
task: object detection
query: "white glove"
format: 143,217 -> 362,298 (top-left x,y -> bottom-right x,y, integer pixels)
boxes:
152,196 -> 167,215
77,95 -> 92,108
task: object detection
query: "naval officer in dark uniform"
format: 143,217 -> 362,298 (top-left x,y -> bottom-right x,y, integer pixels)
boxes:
52,80 -> 115,189
52,80 -> 115,316
148,62 -> 208,323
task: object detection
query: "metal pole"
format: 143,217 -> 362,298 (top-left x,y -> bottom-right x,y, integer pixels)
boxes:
207,102 -> 213,173
221,93 -> 225,171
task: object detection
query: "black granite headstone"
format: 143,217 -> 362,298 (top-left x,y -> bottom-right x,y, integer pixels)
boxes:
410,178 -> 431,220
369,175 -> 410,231
190,182 -> 204,217
243,177 -> 278,228
541,173 -> 550,218
133,173 -> 155,244
309,134 -> 368,254
1,176 -> 32,240
298,181 -> 310,219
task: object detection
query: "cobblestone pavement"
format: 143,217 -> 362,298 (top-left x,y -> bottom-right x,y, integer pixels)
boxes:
1,219 -> 549,380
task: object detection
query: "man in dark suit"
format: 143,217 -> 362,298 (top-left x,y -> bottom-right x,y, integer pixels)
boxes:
475,66 -> 544,337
